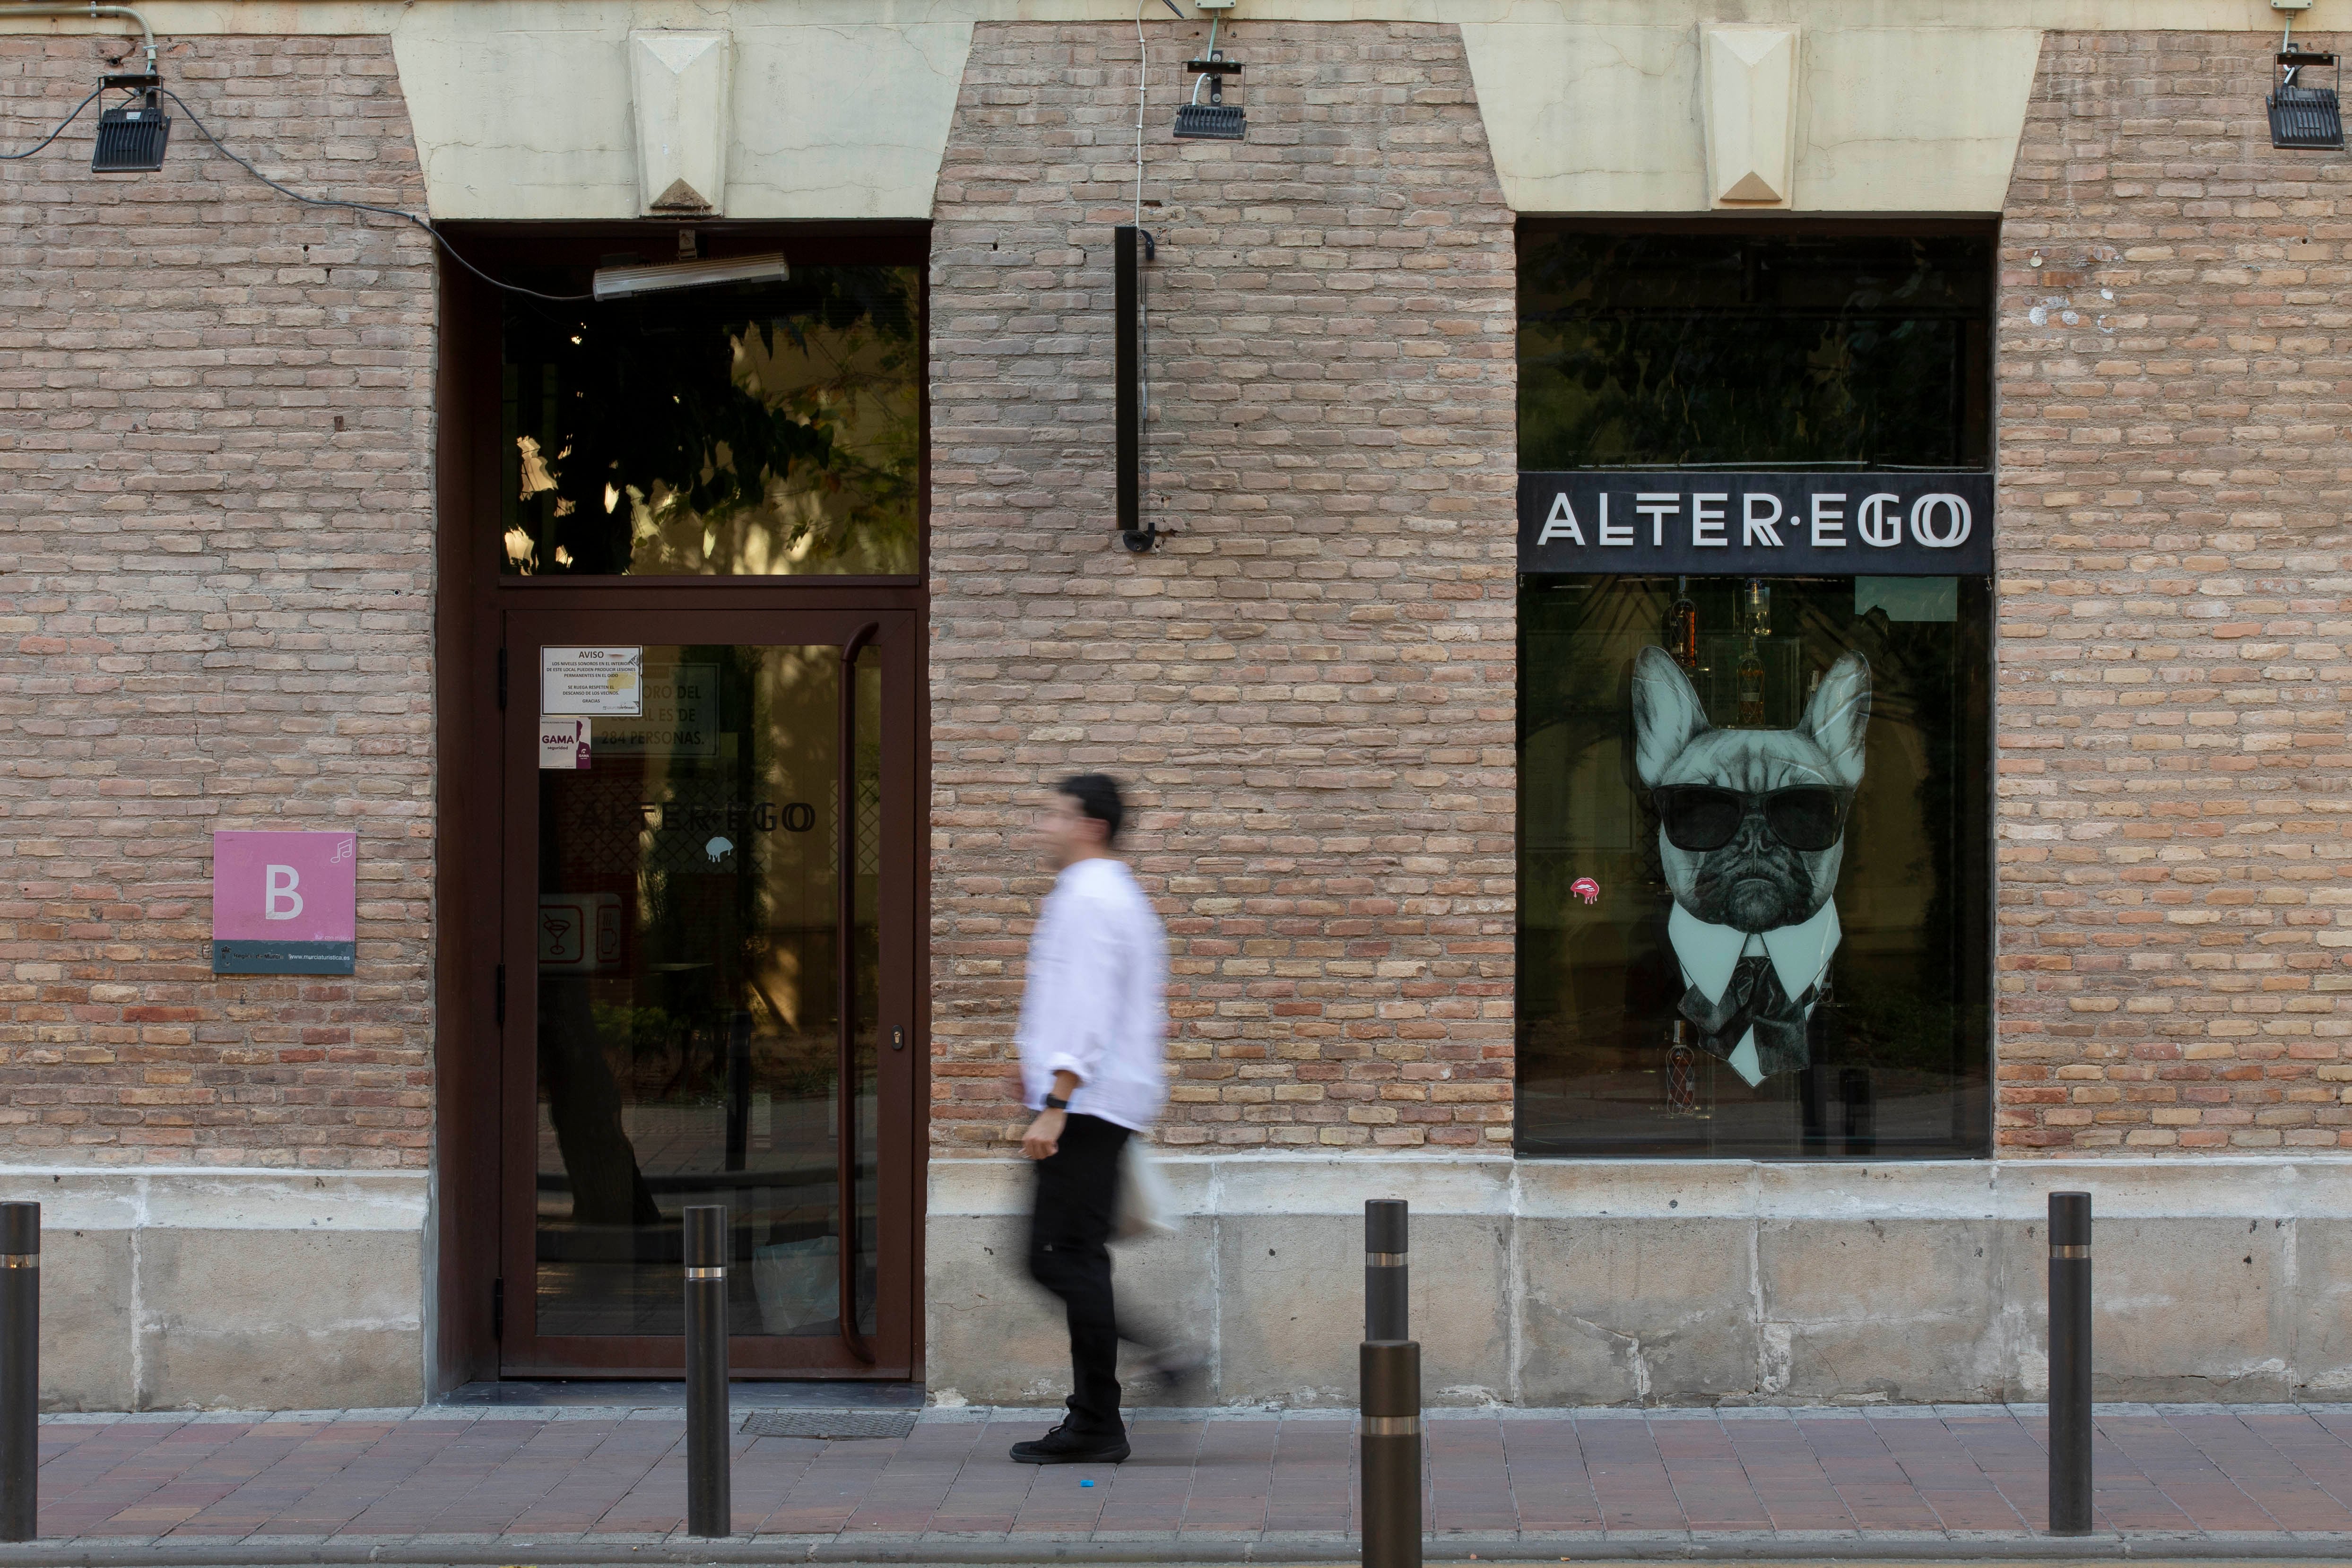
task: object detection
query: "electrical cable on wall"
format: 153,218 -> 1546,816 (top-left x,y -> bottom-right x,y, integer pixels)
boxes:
0,86 -> 99,159
2,62 -> 588,301
162,88 -> 590,303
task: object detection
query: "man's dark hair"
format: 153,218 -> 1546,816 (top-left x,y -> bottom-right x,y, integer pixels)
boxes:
1057,772 -> 1126,845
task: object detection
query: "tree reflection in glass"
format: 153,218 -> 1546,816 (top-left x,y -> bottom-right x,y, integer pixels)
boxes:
501,265 -> 920,577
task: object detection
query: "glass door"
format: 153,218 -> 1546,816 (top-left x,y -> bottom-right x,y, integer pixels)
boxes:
499,607 -> 916,1376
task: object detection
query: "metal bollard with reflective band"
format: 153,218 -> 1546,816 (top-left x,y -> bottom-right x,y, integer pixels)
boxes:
1359,1339 -> 1421,1568
2047,1190 -> 2092,1536
684,1204 -> 730,1538
1365,1198 -> 1407,1343
0,1202 -> 32,1542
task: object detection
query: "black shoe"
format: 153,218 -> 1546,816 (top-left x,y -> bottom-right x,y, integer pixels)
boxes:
1009,1419 -> 1130,1465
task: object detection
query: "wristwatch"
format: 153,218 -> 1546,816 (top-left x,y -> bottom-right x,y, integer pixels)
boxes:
1044,1094 -> 1069,1111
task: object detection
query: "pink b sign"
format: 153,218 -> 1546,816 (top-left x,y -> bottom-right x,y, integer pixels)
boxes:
212,831 -> 357,974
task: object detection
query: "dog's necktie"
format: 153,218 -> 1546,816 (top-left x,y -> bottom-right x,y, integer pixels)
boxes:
1679,953 -> 1814,1072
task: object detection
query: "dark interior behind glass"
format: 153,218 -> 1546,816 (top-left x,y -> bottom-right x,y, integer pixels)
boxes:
1517,228 -> 1993,1159
1519,230 -> 1991,471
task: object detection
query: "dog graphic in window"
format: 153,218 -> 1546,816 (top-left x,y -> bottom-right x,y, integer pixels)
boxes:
1632,645 -> 1870,1085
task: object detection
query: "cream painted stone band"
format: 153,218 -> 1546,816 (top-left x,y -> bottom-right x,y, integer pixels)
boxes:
0,1169 -> 426,1410
928,1155 -> 2352,1407
3,0 -> 2324,218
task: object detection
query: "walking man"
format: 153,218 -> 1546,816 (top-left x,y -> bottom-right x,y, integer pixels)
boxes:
1009,773 -> 1174,1465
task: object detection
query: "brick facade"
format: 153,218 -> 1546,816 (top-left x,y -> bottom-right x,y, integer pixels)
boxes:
1997,30 -> 2352,1150
9,17 -> 2337,1169
0,36 -> 435,1165
926,20 -> 1519,1151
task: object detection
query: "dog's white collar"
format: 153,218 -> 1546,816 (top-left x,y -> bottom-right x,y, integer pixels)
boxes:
1667,899 -> 1842,1011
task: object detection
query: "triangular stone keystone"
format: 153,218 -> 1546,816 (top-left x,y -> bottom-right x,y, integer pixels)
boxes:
1701,24 -> 1798,209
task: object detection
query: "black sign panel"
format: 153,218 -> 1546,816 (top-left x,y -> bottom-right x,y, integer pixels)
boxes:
1518,471 -> 1994,576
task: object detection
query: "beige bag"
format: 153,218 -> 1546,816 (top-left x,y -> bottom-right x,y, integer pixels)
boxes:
1115,1139 -> 1180,1241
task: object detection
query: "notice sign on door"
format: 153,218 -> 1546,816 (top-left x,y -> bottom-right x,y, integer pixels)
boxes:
541,646 -> 644,716
595,664 -> 719,758
212,830 -> 357,975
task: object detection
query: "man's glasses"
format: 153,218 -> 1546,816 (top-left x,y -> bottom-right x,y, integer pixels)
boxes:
1650,785 -> 1851,854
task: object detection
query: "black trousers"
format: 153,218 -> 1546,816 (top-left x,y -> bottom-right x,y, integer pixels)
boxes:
1026,1111 -> 1154,1435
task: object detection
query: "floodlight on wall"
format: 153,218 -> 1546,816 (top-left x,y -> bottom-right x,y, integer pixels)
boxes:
90,78 -> 168,173
0,4 -> 168,171
590,251 -> 790,302
2270,47 -> 2345,149
1175,53 -> 1244,140
1174,1 -> 1244,140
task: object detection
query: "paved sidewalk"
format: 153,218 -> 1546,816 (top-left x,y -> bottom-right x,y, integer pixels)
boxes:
10,1402 -> 2352,1562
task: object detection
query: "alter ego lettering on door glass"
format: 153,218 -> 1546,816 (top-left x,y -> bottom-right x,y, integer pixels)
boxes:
211,830 -> 358,975
1516,471 -> 1993,576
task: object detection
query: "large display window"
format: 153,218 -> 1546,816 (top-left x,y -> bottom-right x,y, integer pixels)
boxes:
1515,227 -> 1994,1159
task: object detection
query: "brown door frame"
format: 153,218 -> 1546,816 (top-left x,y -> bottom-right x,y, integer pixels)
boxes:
432,224 -> 931,1385
499,604 -> 923,1377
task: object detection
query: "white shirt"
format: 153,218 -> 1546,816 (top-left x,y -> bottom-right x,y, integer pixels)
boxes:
1016,857 -> 1170,1133
1666,900 -> 1841,1087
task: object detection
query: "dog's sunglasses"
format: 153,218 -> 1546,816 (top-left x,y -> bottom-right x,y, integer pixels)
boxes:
1649,784 -> 1852,854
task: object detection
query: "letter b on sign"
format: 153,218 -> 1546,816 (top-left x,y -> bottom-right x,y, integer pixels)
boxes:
265,866 -> 304,921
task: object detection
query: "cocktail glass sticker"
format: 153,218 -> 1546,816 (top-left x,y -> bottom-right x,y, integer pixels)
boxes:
212,831 -> 358,975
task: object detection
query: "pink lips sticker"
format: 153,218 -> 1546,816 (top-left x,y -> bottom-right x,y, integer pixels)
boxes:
1571,876 -> 1601,906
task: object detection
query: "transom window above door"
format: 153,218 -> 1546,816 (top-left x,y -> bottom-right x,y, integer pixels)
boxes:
499,263 -> 922,578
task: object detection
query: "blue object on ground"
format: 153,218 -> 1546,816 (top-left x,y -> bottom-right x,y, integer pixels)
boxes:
1081,1479 -> 1095,1487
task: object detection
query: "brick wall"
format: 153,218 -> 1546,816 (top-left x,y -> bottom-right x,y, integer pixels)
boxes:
927,20 -> 1518,1151
1997,30 -> 2352,1150
0,36 -> 434,1165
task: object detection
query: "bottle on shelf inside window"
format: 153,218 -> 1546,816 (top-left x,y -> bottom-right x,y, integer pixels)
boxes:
1736,637 -> 1766,727
1663,577 -> 1700,672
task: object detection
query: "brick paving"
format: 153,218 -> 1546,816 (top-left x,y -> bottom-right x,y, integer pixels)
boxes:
13,1404 -> 2352,1555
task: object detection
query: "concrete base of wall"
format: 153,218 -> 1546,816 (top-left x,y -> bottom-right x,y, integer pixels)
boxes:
0,1170 -> 427,1411
927,1155 -> 2352,1408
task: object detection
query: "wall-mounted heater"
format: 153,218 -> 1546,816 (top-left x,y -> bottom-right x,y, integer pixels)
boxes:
1115,225 -> 1155,552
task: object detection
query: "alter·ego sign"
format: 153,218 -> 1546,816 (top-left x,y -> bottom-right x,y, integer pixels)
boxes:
212,830 -> 357,975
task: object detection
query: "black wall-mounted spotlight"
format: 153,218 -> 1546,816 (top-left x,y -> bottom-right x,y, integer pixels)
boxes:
1175,53 -> 1244,140
1115,224 -> 1156,552
2271,46 -> 2345,149
91,75 -> 170,173
1174,1 -> 1244,140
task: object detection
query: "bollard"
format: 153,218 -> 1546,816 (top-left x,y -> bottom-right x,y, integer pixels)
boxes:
1364,1198 -> 1407,1342
684,1204 -> 730,1538
2047,1191 -> 2092,1536
0,1203 -> 33,1543
1360,1195 -> 1419,1568
1359,1339 -> 1421,1568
